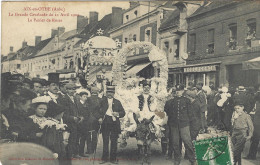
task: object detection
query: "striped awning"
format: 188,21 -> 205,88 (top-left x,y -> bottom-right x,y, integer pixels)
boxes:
126,62 -> 151,77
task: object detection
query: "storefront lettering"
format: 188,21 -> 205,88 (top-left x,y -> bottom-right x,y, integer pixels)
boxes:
184,65 -> 216,73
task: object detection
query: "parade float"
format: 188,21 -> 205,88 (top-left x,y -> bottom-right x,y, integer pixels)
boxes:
111,41 -> 170,145
80,29 -> 120,95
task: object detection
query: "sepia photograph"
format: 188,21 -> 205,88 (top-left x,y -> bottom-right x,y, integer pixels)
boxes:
1,1 -> 260,165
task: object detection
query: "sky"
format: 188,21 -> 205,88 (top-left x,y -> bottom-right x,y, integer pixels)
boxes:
1,1 -> 130,55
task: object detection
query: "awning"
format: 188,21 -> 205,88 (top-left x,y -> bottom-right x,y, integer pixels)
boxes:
126,62 -> 151,77
243,56 -> 260,70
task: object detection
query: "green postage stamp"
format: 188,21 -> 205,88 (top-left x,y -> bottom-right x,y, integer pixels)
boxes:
193,136 -> 233,165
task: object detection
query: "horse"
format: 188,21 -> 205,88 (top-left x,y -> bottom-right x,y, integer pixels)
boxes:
133,113 -> 155,165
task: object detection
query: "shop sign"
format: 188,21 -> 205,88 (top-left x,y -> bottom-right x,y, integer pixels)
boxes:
184,65 -> 216,73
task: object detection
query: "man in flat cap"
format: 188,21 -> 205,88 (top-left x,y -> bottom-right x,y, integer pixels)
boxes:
99,83 -> 125,164
164,84 -> 196,165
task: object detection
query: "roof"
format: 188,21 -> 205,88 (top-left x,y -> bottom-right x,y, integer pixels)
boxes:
35,29 -> 77,56
23,38 -> 52,60
159,9 -> 180,32
188,1 -> 238,19
75,13 -> 113,48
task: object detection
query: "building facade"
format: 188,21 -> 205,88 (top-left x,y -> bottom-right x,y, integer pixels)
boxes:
158,2 -> 200,87
186,1 -> 260,88
109,2 -> 170,79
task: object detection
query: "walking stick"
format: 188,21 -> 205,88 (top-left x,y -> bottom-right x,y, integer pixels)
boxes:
92,115 -> 106,165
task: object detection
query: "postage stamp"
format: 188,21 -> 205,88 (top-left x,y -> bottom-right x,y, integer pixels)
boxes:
193,136 -> 233,165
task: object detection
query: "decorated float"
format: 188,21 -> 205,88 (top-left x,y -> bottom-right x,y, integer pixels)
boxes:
111,41 -> 170,145
80,29 -> 120,96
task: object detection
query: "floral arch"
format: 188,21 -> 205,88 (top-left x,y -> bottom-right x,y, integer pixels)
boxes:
112,41 -> 168,86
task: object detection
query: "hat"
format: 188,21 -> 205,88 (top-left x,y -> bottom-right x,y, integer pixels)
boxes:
234,102 -> 244,107
175,84 -> 185,91
185,90 -> 197,99
23,78 -> 32,85
8,73 -> 24,83
59,80 -> 69,87
48,73 -> 60,85
45,101 -> 65,118
139,80 -> 151,87
238,86 -> 246,92
65,83 -> 78,89
76,88 -> 90,96
107,85 -> 115,93
196,83 -> 203,90
16,88 -> 37,100
32,77 -> 45,85
91,86 -> 100,94
32,96 -> 52,104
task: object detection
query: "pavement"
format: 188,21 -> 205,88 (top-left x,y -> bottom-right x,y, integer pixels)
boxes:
71,128 -> 260,165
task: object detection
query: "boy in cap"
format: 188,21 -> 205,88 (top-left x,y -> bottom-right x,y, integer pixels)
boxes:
81,86 -> 103,155
231,103 -> 254,165
75,89 -> 90,157
99,83 -> 125,164
164,84 -> 196,165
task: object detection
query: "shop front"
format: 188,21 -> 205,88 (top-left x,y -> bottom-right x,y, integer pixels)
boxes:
183,64 -> 220,88
168,68 -> 183,88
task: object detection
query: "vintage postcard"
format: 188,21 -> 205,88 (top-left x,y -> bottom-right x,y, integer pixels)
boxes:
1,1 -> 260,165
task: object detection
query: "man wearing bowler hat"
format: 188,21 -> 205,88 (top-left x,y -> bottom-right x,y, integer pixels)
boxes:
164,84 -> 196,165
99,82 -> 125,164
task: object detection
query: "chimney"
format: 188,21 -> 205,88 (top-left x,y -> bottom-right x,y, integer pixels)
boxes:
35,36 -> 42,46
10,46 -> 13,52
22,40 -> 27,49
77,15 -> 88,31
58,27 -> 65,36
130,2 -> 139,8
111,7 -> 123,28
89,11 -> 98,24
51,29 -> 58,38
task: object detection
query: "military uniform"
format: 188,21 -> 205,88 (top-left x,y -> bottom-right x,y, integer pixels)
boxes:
164,86 -> 196,165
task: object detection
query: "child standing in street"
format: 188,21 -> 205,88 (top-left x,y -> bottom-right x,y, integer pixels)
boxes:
231,103 -> 254,165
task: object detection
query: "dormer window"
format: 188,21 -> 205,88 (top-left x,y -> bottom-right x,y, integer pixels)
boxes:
145,27 -> 152,43
125,38 -> 128,44
126,15 -> 129,21
134,10 -> 138,17
133,34 -> 137,41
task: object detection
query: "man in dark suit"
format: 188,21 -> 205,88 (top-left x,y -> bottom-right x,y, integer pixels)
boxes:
62,83 -> 83,159
99,84 -> 125,164
164,84 -> 196,165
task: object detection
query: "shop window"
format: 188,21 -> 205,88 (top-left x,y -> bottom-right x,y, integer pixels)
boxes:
207,29 -> 215,54
174,39 -> 180,59
133,34 -> 137,41
246,18 -> 256,47
189,33 -> 196,55
228,23 -> 237,50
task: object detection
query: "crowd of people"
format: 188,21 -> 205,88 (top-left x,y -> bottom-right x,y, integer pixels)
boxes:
0,71 -> 260,165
